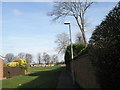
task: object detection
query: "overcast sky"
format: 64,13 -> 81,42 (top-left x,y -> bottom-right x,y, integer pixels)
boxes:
1,2 -> 117,62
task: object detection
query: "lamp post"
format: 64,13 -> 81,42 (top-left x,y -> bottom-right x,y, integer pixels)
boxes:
64,21 -> 74,84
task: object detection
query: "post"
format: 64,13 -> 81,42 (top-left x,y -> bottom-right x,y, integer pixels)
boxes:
64,21 -> 75,84
68,24 -> 75,84
68,24 -> 74,60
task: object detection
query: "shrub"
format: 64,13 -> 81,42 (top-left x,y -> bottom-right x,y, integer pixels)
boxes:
6,58 -> 27,68
64,43 -> 85,64
89,2 -> 120,88
6,62 -> 19,67
14,58 -> 27,68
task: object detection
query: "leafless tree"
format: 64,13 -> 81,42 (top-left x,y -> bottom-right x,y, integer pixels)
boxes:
55,32 -> 69,54
14,55 -> 18,60
75,32 -> 84,43
37,53 -> 41,64
42,52 -> 50,66
48,1 -> 93,46
18,52 -> 25,59
5,53 -> 14,63
25,53 -> 33,64
52,54 -> 58,64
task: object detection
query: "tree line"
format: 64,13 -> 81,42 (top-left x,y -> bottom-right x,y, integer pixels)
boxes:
37,52 -> 58,65
4,53 -> 32,64
4,52 -> 59,65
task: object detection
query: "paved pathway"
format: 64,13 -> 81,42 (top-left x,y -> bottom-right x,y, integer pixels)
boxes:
56,67 -> 80,88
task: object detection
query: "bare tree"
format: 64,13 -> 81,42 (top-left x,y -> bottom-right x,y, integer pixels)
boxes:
52,54 -> 58,64
18,52 -> 25,59
42,52 -> 50,66
46,55 -> 51,65
5,53 -> 14,63
14,55 -> 18,60
25,53 -> 33,64
48,1 -> 93,46
37,53 -> 41,64
75,32 -> 84,43
55,32 -> 69,54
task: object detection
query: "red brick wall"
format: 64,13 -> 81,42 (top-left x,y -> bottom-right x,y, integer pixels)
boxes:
0,59 -> 3,80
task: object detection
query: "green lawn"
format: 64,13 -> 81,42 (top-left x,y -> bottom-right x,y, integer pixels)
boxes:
2,65 -> 64,88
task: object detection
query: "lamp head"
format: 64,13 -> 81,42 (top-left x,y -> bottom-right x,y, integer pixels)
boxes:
64,21 -> 70,25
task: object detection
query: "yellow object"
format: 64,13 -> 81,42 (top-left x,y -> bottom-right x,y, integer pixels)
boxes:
19,58 -> 27,65
6,62 -> 19,67
6,58 -> 27,68
15,58 -> 27,65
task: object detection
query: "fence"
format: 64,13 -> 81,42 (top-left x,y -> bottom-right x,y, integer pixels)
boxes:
70,54 -> 100,88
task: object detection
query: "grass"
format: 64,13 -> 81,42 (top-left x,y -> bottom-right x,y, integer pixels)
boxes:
2,65 -> 64,88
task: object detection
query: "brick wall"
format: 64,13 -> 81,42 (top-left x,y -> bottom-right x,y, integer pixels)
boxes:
0,58 -> 3,80
71,54 -> 100,88
3,67 -> 25,79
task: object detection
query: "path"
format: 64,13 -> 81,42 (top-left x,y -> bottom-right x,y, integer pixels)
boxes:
56,67 -> 80,88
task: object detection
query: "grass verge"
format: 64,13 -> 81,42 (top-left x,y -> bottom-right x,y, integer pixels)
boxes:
2,65 -> 64,88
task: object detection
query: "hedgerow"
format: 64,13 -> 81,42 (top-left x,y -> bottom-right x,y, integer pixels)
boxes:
89,2 -> 120,88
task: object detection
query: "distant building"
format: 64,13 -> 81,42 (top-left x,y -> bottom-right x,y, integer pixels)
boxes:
30,63 -> 55,67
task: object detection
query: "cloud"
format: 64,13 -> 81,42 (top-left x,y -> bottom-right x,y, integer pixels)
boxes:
12,9 -> 22,15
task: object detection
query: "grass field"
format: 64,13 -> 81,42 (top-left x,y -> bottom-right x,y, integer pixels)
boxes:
2,65 -> 64,88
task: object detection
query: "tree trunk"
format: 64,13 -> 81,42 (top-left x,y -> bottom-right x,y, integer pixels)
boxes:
81,29 -> 87,47
74,16 -> 87,46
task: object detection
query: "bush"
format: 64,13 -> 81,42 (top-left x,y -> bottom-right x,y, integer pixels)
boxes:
64,43 -> 85,64
89,2 -> 120,88
6,62 -> 19,67
6,58 -> 27,69
14,58 -> 27,68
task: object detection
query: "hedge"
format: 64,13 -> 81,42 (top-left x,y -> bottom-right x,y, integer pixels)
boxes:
89,2 -> 120,88
64,43 -> 85,64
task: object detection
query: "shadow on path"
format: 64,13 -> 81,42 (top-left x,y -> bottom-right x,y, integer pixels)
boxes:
56,67 -> 81,89
18,67 -> 63,88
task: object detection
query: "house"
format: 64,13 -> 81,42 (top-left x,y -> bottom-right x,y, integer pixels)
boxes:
0,56 -> 3,80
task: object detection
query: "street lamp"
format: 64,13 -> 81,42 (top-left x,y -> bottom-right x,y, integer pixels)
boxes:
64,21 -> 74,84
64,21 -> 73,59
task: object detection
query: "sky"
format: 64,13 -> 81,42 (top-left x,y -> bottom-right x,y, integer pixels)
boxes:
1,2 -> 118,62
